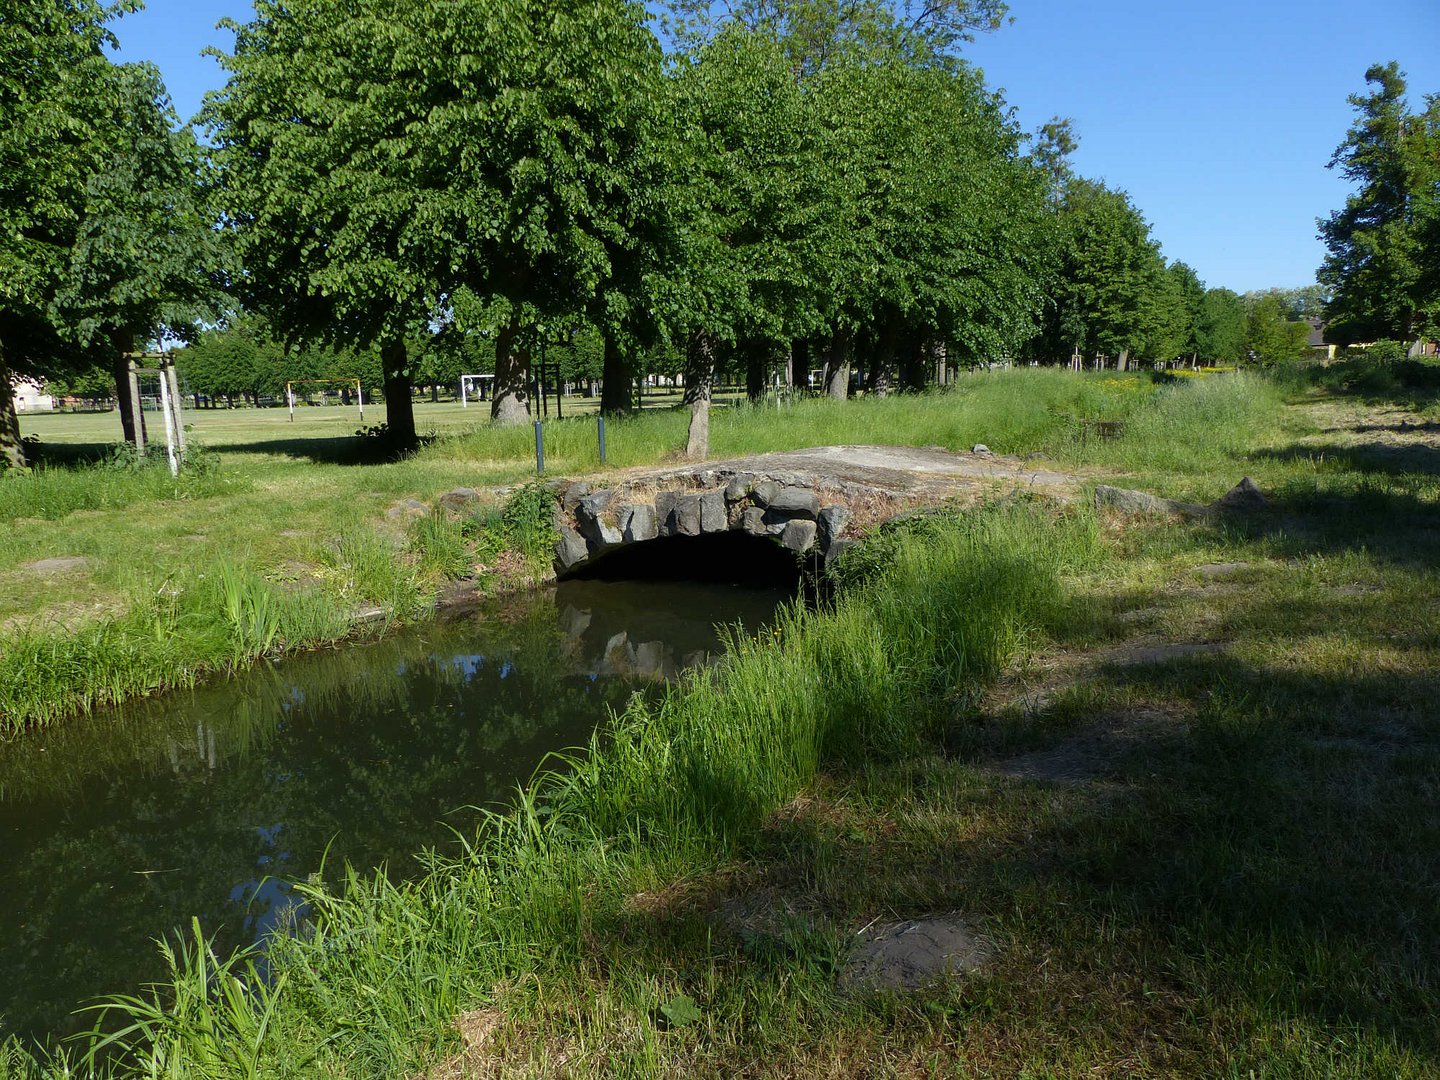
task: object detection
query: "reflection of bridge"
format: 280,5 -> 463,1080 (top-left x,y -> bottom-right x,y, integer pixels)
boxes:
552,445 -> 1074,577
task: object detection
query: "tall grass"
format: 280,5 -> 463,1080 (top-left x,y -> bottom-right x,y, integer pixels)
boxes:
0,447 -> 242,523
55,499 -> 1098,1076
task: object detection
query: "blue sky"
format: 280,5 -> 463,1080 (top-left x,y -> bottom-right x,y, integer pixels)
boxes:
110,0 -> 1440,295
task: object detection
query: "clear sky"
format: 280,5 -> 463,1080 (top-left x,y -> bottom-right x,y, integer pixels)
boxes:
110,0 -> 1440,295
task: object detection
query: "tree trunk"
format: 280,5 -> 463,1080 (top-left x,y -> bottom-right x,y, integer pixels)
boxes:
112,353 -> 146,447
599,334 -> 631,417
684,330 -> 715,460
870,323 -> 898,398
790,339 -> 810,393
0,345 -> 28,471
932,340 -> 948,387
745,343 -> 766,403
1117,349 -> 1130,372
381,338 -> 418,449
825,327 -> 851,399
491,323 -> 531,425
430,383 -> 439,403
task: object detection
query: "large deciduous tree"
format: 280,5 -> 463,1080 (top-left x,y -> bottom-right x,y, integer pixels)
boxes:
0,0 -> 125,468
1318,62 -> 1440,346
1034,178 -> 1169,367
206,0 -> 662,442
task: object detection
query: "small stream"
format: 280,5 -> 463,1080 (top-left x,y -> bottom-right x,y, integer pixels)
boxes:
0,579 -> 790,1044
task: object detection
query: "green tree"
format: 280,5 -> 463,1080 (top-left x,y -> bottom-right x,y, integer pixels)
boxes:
1318,62 -> 1440,345
1243,292 -> 1311,366
0,0 -> 129,468
1195,287 -> 1246,364
206,0 -> 663,442
1035,178 -> 1168,367
52,61 -> 220,443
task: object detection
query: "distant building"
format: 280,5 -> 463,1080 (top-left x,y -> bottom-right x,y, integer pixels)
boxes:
1306,318 -> 1336,363
13,377 -> 55,412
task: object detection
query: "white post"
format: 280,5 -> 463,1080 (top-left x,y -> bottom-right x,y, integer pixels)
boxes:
461,376 -> 468,409
287,383 -> 295,422
156,366 -> 180,477
357,380 -> 364,422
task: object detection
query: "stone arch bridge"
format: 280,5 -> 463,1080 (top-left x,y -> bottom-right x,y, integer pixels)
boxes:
549,445 -> 1074,578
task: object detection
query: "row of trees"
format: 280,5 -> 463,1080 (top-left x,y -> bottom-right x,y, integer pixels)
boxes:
10,1 -> 1418,464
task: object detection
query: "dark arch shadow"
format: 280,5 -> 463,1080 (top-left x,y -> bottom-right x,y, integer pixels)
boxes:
562,532 -> 808,591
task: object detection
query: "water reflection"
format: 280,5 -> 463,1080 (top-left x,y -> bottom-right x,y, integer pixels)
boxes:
0,579 -> 787,1044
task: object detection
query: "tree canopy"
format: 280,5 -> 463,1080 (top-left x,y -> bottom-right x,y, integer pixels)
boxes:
1319,62 -> 1440,346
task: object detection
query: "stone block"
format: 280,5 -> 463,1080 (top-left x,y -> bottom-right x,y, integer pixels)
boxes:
699,490 -> 727,532
619,502 -> 658,542
825,538 -> 858,567
767,486 -> 820,516
576,490 -> 612,519
655,491 -> 683,536
779,519 -> 818,552
554,525 -> 589,569
750,480 -> 781,507
560,481 -> 592,511
673,494 -> 703,536
818,505 -> 851,545
741,506 -> 768,536
724,474 -> 753,502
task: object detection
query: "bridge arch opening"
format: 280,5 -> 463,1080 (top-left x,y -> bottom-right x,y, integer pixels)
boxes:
560,531 -> 809,590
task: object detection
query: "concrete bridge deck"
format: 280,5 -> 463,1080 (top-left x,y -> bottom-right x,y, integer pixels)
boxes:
551,445 -> 1075,576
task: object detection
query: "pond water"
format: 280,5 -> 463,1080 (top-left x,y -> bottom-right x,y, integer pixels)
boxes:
0,579 -> 790,1044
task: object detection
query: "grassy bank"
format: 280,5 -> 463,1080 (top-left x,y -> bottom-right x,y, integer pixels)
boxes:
4,368 -> 1440,1074
3,369 -> 1290,735
4,497 -> 1103,1077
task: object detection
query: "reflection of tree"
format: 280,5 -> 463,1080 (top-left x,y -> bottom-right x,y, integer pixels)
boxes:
0,582 -> 784,1043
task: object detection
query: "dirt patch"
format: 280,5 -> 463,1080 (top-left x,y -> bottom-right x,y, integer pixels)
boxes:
839,915 -> 994,992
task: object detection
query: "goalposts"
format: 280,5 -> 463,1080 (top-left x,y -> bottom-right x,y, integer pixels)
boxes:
284,378 -> 364,422
459,373 -> 494,408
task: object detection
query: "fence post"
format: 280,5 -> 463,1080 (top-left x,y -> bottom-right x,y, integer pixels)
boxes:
534,420 -> 544,475
597,414 -> 606,465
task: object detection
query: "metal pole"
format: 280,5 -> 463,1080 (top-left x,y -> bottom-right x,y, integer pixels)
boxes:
156,364 -> 180,477
534,420 -> 544,475
597,414 -> 606,465
460,377 -> 468,408
357,380 -> 364,422
287,383 -> 295,422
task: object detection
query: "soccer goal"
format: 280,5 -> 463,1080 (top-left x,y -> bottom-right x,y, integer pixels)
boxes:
284,378 -> 364,422
460,373 -> 494,408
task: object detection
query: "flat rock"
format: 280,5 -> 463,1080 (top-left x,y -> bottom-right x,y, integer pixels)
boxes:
1195,562 -> 1250,579
741,506 -> 767,536
385,498 -> 428,523
1095,485 -> 1208,519
840,916 -> 993,992
21,556 -> 91,575
437,487 -> 481,513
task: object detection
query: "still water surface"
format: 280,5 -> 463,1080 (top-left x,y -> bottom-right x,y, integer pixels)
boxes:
0,579 -> 788,1042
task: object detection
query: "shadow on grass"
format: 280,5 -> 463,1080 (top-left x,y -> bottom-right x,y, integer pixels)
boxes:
1252,440 -> 1440,480
203,435 -> 394,465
